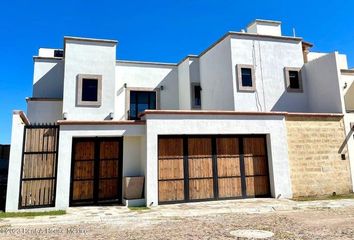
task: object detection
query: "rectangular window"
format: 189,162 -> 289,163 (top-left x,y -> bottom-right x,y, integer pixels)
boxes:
191,84 -> 201,109
77,74 -> 102,106
284,68 -> 302,92
236,64 -> 256,91
82,79 -> 98,101
241,68 -> 253,87
129,91 -> 157,120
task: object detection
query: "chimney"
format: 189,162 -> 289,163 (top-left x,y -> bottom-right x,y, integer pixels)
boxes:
246,19 -> 282,36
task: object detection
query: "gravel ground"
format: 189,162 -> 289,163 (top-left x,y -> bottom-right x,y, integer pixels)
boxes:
1,207 -> 354,239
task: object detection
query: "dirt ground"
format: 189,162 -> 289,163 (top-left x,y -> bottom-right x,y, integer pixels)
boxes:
1,207 -> 354,239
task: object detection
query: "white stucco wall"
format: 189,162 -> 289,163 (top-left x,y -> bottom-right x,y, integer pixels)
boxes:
247,22 -> 282,36
230,36 -> 307,112
55,124 -> 145,209
123,136 -> 144,177
63,39 -> 117,120
199,36 -> 235,110
341,73 -> 354,111
178,58 -> 192,110
6,114 -> 26,212
115,62 -> 179,120
33,59 -> 64,98
304,52 -> 344,113
143,113 -> 293,206
27,100 -> 63,124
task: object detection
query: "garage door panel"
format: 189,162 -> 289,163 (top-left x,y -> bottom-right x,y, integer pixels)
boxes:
245,176 -> 270,197
99,179 -> 118,199
243,138 -> 266,155
159,180 -> 184,202
217,157 -> 241,177
74,161 -> 94,179
218,177 -> 242,198
159,137 -> 183,157
217,137 -> 240,155
188,137 -> 212,156
74,142 -> 95,160
159,159 -> 184,180
244,156 -> 268,176
100,141 -> 119,159
189,179 -> 214,200
188,158 -> 213,178
72,180 -> 94,201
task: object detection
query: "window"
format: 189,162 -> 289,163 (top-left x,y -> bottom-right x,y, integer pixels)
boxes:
284,67 -> 302,92
191,83 -> 201,109
54,50 -> 63,58
82,79 -> 98,101
129,91 -> 157,120
77,74 -> 102,106
236,64 -> 256,91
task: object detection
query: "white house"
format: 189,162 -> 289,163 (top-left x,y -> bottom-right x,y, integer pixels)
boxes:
6,19 -> 354,212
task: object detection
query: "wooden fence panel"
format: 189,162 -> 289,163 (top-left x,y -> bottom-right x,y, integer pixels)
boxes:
19,125 -> 59,208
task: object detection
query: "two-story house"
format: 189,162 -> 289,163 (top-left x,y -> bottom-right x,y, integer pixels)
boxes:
6,19 -> 354,212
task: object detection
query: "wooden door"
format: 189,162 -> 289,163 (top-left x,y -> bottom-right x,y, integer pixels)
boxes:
187,137 -> 214,200
243,137 -> 270,197
158,137 -> 185,203
70,138 -> 122,206
216,137 -> 242,198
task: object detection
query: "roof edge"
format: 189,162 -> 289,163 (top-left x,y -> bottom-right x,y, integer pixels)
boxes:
64,36 -> 118,44
140,110 -> 344,118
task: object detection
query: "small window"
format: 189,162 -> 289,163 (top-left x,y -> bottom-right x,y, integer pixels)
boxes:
82,79 -> 98,101
54,50 -> 63,58
236,64 -> 256,91
129,91 -> 157,120
284,68 -> 302,92
191,84 -> 201,109
77,74 -> 102,106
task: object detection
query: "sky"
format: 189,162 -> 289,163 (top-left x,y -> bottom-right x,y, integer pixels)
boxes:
0,0 -> 353,144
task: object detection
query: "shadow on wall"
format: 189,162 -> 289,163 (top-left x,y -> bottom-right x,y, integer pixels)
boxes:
33,61 -> 64,98
271,67 -> 310,112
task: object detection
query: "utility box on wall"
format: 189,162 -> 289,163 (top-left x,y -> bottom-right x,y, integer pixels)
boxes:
123,176 -> 144,200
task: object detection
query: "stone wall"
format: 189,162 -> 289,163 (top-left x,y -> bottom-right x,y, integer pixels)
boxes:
286,115 -> 352,197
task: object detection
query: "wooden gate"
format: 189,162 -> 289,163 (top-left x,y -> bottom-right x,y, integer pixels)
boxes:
70,137 -> 123,206
158,135 -> 270,204
19,125 -> 59,209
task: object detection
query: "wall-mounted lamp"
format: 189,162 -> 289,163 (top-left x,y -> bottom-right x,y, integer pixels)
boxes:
344,82 -> 348,89
109,112 -> 114,120
160,85 -> 164,91
124,83 -> 127,88
63,112 -> 68,120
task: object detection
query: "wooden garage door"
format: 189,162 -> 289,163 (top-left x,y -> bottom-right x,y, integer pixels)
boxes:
216,137 -> 242,198
158,137 -> 185,202
188,137 -> 214,200
158,135 -> 270,204
243,137 -> 270,197
70,137 -> 123,206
